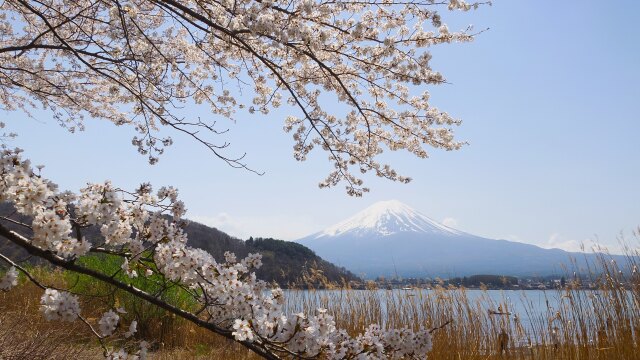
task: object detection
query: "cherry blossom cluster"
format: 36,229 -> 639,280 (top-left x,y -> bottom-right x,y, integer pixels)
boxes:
40,289 -> 81,322
0,0 -> 486,195
97,308 -> 142,357
0,266 -> 18,290
106,342 -> 148,360
0,146 -> 437,358
99,310 -> 121,337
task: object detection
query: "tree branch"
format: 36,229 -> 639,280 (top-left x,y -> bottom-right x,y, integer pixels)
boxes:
0,222 -> 282,360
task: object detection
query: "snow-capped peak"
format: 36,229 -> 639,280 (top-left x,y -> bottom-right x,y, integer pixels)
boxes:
314,200 -> 462,238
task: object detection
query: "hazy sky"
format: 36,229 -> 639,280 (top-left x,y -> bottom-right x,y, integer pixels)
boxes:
6,2 -> 640,253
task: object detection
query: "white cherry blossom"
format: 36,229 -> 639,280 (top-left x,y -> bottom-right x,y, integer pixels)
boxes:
40,289 -> 81,322
0,0 -> 487,195
99,310 -> 120,337
0,266 -> 18,290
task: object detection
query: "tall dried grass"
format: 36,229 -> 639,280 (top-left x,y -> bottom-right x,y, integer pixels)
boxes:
0,268 -> 261,359
0,277 -> 98,360
284,245 -> 640,360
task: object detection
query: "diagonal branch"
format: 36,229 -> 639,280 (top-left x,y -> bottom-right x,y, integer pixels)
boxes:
0,222 -> 282,360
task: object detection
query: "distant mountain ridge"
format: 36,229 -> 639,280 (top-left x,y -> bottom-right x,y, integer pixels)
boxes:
297,200 -> 624,278
0,203 -> 360,286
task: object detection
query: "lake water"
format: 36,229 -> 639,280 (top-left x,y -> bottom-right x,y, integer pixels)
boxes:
283,289 -> 630,346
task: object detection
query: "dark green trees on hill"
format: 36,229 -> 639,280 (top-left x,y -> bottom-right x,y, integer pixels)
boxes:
184,219 -> 360,286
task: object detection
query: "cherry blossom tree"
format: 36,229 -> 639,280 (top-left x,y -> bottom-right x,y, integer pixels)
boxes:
0,0 -> 486,195
0,0 -> 487,358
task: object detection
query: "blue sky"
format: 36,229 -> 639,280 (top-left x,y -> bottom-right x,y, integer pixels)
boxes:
6,1 -> 640,253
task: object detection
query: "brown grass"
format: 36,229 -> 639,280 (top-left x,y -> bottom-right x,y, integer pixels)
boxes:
0,269 -> 260,359
0,280 -> 99,360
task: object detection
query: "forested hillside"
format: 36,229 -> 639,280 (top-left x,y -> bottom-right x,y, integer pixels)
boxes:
181,221 -> 360,286
0,203 -> 360,286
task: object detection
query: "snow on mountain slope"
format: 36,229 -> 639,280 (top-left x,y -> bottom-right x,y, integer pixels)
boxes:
312,200 -> 462,238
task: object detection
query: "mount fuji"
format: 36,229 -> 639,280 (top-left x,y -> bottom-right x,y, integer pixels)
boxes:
297,200 -> 611,278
